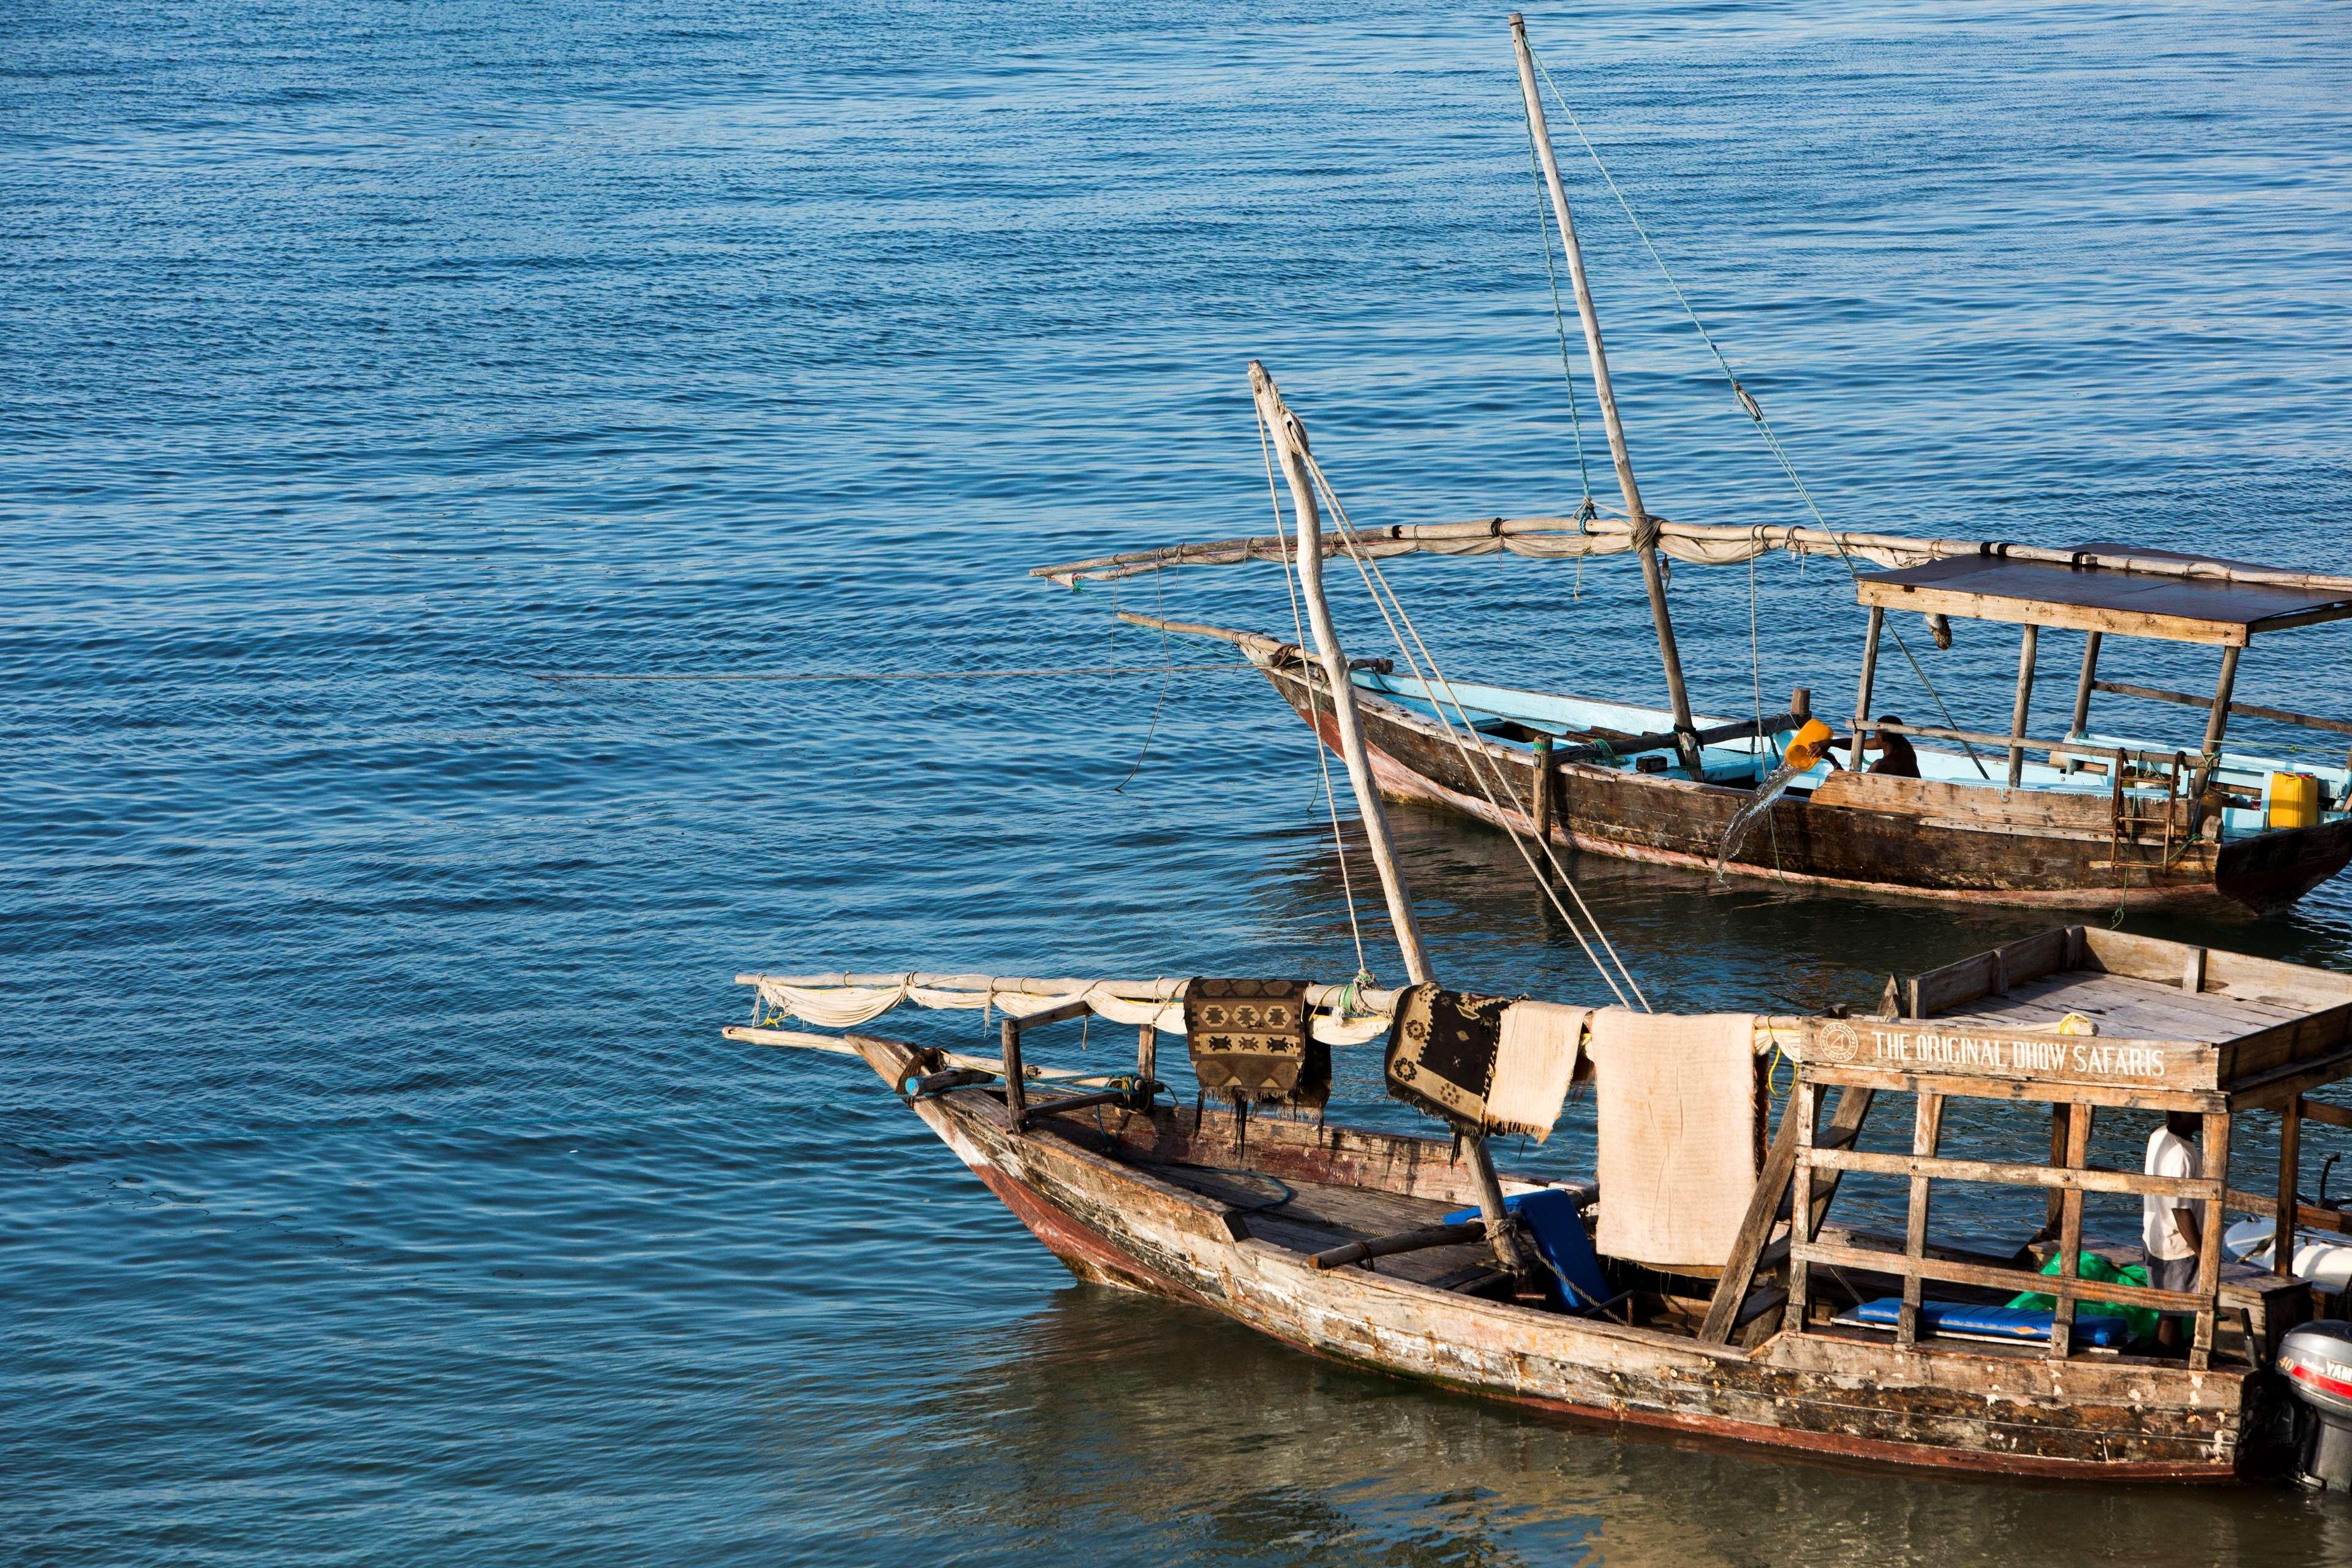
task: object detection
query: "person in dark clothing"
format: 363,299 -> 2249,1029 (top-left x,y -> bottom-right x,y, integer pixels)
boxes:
1862,715 -> 1921,778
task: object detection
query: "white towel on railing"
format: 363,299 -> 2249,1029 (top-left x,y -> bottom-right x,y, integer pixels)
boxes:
1483,1001 -> 1590,1141
1588,1009 -> 1758,1269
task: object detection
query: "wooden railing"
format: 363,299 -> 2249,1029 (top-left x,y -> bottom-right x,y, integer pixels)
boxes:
2092,679 -> 2352,742
1785,1076 -> 2234,1366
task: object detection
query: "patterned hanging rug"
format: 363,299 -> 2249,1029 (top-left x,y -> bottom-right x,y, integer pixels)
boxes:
1183,977 -> 1328,1110
1384,985 -> 1587,1140
1384,982 -> 1513,1133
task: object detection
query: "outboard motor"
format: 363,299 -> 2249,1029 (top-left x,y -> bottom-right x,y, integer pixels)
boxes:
2279,1321 -> 2352,1491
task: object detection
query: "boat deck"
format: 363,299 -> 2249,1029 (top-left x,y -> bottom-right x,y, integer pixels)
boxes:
1139,1159 -> 1506,1292
1354,668 -> 2351,837
1934,968 -> 2319,1038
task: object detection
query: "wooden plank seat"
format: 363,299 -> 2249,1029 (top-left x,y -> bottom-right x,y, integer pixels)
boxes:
1138,1161 -> 1506,1292
1439,1188 -> 1628,1314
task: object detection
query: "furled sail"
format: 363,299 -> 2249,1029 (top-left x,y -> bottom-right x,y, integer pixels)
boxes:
1033,513 -> 2352,594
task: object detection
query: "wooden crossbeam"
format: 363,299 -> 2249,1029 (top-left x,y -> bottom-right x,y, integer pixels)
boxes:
1807,1146 -> 2218,1199
1009,997 -> 1094,1031
1550,711 -> 1798,766
1309,1221 -> 1485,1272
2298,1097 -> 2352,1131
2092,678 -> 2352,738
2225,1188 -> 2352,1236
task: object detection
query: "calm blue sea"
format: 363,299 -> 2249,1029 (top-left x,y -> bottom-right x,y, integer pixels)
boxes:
8,3 -> 2352,1563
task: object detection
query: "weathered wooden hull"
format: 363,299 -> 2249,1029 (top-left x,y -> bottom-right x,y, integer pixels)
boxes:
850,1033 -> 2275,1483
1261,664 -> 2352,914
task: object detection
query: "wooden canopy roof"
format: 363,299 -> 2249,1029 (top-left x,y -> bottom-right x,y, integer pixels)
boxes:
1856,547 -> 2352,646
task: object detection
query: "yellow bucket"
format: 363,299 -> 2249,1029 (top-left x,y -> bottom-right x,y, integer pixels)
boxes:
2269,771 -> 2321,829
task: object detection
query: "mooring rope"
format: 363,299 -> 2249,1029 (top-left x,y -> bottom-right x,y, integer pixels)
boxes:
1747,537 -> 1787,879
1112,569 -> 1177,792
1525,116 -> 1596,508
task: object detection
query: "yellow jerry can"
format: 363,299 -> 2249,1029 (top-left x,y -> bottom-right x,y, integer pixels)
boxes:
2269,771 -> 2321,829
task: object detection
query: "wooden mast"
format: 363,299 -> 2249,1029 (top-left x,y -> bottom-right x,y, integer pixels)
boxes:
1510,13 -> 1702,776
1250,361 -> 1529,1278
1251,362 -> 1430,982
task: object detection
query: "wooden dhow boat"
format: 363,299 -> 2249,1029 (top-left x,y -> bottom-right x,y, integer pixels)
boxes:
734,926 -> 2352,1481
1033,18 -> 2352,915
744,337 -> 2352,1482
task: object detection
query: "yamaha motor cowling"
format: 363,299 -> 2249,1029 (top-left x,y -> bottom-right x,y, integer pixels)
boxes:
2279,1321 -> 2352,1491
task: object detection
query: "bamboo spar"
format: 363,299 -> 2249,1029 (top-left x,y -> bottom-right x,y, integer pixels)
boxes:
1249,361 -> 1529,1278
1511,13 -> 1701,775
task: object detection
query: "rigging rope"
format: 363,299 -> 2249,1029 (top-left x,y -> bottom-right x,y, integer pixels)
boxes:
1747,537 -> 1787,878
1259,408 -> 1374,984
1297,445 -> 1650,1010
1528,52 -> 1990,780
1525,118 -> 1596,506
1112,569 -> 1176,791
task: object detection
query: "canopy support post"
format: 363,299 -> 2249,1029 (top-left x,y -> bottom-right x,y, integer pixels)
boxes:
2048,1102 -> 2091,1358
2189,645 -> 2242,839
1511,13 -> 1700,777
1529,734 -> 1557,884
1001,1017 -> 1029,1132
2008,624 -> 2038,788
1250,361 -> 1528,1280
2278,1099 -> 2302,1278
2066,631 -> 2101,774
1852,606 -> 1883,761
1785,1079 -> 1820,1336
1897,1091 -> 1945,1348
2189,1111 -> 2232,1371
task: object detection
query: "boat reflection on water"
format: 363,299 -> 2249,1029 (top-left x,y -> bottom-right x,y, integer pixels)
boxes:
788,1287 -> 2352,1567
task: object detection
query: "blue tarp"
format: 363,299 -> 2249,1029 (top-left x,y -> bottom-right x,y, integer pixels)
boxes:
1844,1295 -> 2132,1349
1444,1188 -> 1613,1311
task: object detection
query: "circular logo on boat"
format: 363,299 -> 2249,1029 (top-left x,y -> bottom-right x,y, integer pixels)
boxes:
1393,1058 -> 1417,1080
1817,1020 -> 1860,1064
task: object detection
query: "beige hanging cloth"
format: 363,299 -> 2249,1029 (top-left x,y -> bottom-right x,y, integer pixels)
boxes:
1483,1001 -> 1590,1141
1586,1009 -> 1758,1269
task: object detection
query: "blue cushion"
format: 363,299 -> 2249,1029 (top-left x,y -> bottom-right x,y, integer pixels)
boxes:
1444,1189 -> 1613,1310
1844,1295 -> 2131,1349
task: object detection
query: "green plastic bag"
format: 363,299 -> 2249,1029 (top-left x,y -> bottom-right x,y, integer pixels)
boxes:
2008,1251 -> 2158,1344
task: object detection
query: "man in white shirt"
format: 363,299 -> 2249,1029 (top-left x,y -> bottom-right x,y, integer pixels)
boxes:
2143,1111 -> 2204,1354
